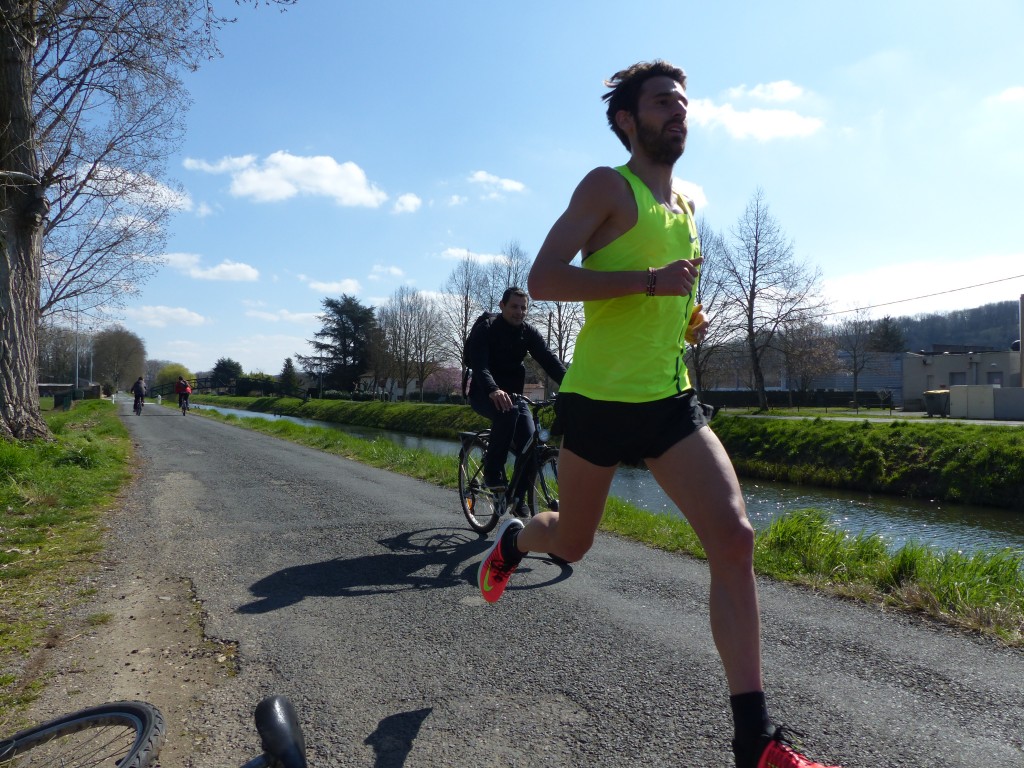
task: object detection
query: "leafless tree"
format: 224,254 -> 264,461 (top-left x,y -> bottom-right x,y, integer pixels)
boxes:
686,216 -> 731,394
0,0 -> 295,440
376,287 -> 419,398
410,294 -> 446,401
92,324 -> 146,392
831,309 -> 876,411
37,318 -> 77,383
437,253 -> 487,366
483,240 -> 531,311
719,188 -> 827,410
777,321 -> 838,406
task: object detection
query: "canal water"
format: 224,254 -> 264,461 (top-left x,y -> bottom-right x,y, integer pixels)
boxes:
197,405 -> 1024,556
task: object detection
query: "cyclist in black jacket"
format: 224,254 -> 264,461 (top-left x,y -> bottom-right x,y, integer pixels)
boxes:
466,287 -> 566,516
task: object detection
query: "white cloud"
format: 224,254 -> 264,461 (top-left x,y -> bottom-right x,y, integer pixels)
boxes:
991,86 -> 1024,104
468,170 -> 526,197
245,309 -> 320,324
195,202 -> 215,218
123,305 -> 206,328
689,98 -> 824,141
392,193 -> 422,213
369,265 -> 404,281
164,252 -> 259,281
183,155 -> 257,174
308,278 -> 362,293
823,252 -> 1024,320
447,195 -> 468,206
726,80 -> 805,103
185,151 -> 388,208
673,179 -> 708,212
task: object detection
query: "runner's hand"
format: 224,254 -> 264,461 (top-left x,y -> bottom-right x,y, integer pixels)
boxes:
685,303 -> 709,344
654,258 -> 702,296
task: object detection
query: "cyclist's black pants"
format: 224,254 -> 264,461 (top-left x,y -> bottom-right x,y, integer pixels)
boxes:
469,390 -> 534,496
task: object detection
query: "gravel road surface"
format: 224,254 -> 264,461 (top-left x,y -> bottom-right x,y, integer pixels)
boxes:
60,401 -> 1024,766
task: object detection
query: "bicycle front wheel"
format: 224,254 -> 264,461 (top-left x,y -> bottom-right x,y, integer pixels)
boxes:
0,700 -> 164,768
458,438 -> 499,534
528,447 -> 559,515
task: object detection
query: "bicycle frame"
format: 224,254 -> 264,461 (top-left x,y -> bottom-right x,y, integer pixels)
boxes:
458,397 -> 559,533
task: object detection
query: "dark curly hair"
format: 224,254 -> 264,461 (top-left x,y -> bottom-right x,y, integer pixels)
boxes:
602,60 -> 687,151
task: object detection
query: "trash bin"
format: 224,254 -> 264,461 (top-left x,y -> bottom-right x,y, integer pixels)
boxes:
923,389 -> 949,417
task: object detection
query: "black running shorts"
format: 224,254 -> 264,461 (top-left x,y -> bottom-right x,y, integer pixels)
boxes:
552,390 -> 710,467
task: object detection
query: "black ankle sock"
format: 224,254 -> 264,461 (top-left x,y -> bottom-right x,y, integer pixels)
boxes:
501,528 -> 524,564
730,690 -> 771,741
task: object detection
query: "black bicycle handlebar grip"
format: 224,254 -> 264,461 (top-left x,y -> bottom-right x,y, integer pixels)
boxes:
254,695 -> 307,768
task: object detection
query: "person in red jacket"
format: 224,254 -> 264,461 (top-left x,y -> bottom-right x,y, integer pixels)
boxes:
174,376 -> 192,411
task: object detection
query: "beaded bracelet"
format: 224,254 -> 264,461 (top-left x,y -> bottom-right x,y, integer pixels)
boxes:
646,267 -> 657,296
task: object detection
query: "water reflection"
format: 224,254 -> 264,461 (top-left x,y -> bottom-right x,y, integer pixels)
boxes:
198,405 -> 1024,555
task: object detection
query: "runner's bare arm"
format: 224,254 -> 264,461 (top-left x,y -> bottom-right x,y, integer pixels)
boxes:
529,167 -> 701,301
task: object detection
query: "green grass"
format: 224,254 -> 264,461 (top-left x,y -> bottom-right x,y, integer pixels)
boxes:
0,400 -> 133,721
192,404 -> 1024,645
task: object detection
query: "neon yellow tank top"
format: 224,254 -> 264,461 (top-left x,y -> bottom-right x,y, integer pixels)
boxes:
560,165 -> 700,403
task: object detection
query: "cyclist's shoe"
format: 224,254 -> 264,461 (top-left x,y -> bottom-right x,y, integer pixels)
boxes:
478,518 -> 524,604
745,726 -> 841,768
513,498 -> 531,518
483,473 -> 507,493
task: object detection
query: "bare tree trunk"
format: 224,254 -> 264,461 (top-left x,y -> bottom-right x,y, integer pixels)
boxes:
1,2 -> 51,440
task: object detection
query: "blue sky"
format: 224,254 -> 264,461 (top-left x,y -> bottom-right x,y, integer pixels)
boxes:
119,0 -> 1024,375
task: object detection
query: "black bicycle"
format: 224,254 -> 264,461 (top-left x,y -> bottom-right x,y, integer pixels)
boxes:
0,694 -> 305,768
133,396 -> 144,416
458,396 -> 559,534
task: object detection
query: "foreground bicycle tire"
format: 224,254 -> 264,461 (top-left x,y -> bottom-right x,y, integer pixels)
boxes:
529,447 -> 559,514
458,437 -> 500,533
0,700 -> 164,767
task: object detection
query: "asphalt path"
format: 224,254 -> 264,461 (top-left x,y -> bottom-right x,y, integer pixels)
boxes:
121,400 -> 1023,767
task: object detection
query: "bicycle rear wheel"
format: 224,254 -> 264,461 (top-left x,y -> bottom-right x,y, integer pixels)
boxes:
0,700 -> 164,767
528,447 -> 559,515
458,438 -> 499,533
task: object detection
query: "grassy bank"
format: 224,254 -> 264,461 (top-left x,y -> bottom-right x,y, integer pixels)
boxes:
194,395 -> 1024,509
712,415 -> 1024,508
190,403 -> 1024,645
0,400 -> 133,717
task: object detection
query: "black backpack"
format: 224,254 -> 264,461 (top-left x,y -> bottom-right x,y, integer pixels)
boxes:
461,311 -> 495,397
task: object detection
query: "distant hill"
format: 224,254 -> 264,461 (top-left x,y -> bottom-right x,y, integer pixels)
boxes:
896,300 -> 1021,353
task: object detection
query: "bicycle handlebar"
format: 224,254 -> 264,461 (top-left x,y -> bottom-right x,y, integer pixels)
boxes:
248,695 -> 306,768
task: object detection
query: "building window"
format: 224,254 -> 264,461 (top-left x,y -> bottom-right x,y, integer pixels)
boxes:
987,371 -> 1003,386
948,372 -> 967,386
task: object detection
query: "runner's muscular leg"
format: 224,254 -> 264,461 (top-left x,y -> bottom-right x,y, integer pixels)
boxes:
515,446 -> 615,562
646,426 -> 763,696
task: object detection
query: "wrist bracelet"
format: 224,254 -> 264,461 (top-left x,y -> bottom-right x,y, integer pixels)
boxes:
646,267 -> 657,297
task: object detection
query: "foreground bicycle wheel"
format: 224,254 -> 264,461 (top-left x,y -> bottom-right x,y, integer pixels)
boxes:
458,438 -> 499,533
0,700 -> 164,767
529,447 -> 559,514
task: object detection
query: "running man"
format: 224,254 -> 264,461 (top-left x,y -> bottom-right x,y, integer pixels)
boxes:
477,60 -> 840,768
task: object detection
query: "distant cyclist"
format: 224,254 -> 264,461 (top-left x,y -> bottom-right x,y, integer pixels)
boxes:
130,377 -> 147,411
465,286 -> 566,517
175,376 -> 192,411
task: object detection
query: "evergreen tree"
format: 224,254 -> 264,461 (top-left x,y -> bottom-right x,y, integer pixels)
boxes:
279,357 -> 300,395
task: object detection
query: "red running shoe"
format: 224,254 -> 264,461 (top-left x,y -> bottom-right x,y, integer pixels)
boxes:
478,518 -> 524,604
757,727 -> 841,768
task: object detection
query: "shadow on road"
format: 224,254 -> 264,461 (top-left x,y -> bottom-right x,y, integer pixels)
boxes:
237,527 -> 571,613
364,706 -> 432,768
